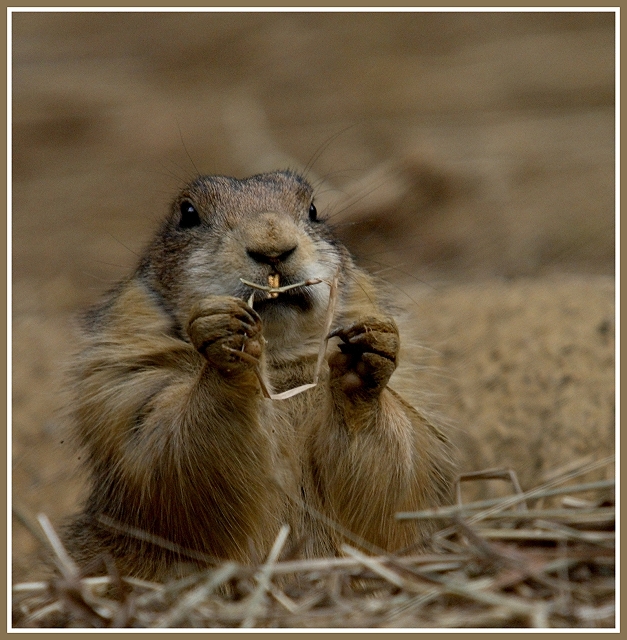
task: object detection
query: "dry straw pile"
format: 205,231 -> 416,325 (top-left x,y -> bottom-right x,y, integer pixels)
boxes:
13,455 -> 614,629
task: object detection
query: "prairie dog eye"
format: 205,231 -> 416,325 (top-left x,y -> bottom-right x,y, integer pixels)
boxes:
179,200 -> 201,229
308,202 -> 318,222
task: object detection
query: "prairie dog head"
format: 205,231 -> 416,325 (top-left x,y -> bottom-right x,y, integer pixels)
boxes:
140,171 -> 348,354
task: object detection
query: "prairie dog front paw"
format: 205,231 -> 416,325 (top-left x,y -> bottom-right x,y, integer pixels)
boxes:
328,317 -> 399,400
187,296 -> 263,375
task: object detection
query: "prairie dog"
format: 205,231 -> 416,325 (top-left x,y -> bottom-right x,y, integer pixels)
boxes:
65,170 -> 454,580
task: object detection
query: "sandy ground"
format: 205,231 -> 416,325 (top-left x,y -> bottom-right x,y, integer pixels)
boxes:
11,12 -> 615,585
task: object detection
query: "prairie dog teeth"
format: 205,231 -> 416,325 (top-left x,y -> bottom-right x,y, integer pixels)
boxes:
268,274 -> 280,298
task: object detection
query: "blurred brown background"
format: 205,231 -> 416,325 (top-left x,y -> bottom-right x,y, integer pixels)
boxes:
11,11 -> 615,582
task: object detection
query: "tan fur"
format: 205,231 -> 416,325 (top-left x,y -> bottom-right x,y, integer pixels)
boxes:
64,170 -> 455,580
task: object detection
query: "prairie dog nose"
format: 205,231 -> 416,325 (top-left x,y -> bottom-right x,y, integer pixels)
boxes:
246,245 -> 297,266
243,212 -> 299,266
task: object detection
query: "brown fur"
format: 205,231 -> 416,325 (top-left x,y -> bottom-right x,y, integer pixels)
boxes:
64,170 -> 455,580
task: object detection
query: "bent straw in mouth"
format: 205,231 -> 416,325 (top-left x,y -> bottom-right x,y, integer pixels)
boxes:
238,271 -> 340,400
239,277 -> 323,297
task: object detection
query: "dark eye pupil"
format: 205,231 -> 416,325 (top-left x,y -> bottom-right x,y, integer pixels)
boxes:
179,200 -> 201,228
309,202 -> 318,222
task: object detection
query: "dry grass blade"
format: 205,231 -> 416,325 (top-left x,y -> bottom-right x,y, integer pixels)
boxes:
153,563 -> 239,628
37,513 -> 80,581
341,544 -> 412,591
433,572 -> 548,620
268,382 -> 317,401
239,277 -> 323,295
25,515 -> 114,627
12,500 -> 53,554
532,520 -> 615,546
456,468 -> 528,512
465,455 -> 614,526
397,479 -> 615,521
314,270 -> 340,384
401,507 -> 614,523
250,363 -> 273,398
241,524 -> 290,628
97,514 -> 218,565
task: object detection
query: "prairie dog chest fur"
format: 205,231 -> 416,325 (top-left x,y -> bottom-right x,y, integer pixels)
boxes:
65,169 -> 454,581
